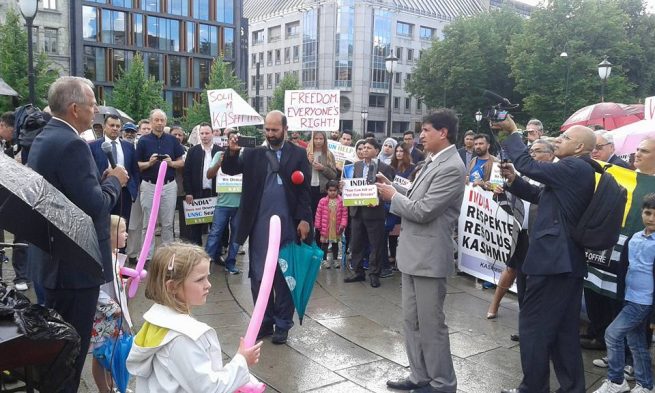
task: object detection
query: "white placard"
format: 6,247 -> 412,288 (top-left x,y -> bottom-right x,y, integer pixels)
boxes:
393,175 -> 412,190
182,197 -> 217,225
216,169 -> 243,193
341,178 -> 379,207
327,140 -> 356,166
285,90 -> 340,131
207,88 -> 263,129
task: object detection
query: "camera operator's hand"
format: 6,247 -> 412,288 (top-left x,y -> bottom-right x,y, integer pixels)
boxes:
491,115 -> 519,135
228,134 -> 241,154
500,162 -> 517,185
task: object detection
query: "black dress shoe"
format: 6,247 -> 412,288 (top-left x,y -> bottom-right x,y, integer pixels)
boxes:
370,275 -> 380,288
257,325 -> 274,340
271,329 -> 288,345
580,338 -> 606,350
500,389 -> 519,393
386,378 -> 428,390
344,274 -> 365,283
510,333 -> 519,342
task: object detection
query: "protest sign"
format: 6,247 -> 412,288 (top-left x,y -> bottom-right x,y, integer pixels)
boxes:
393,175 -> 412,191
207,88 -> 263,129
285,90 -> 340,131
488,162 -> 505,189
457,185 -> 520,291
216,169 -> 243,193
342,178 -> 379,206
183,197 -> 217,225
327,140 -> 356,167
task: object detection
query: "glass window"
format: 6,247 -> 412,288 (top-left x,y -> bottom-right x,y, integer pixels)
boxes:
168,0 -> 188,16
251,53 -> 257,67
43,0 -> 56,10
252,30 -> 264,45
293,45 -> 299,62
44,28 -> 58,54
83,46 -> 106,82
405,98 -> 411,111
368,94 -> 385,108
334,2 -> 353,87
112,49 -> 133,80
186,22 -> 195,53
268,26 -> 281,42
419,26 -> 435,40
168,55 -> 187,88
274,72 -> 280,86
199,24 -> 218,56
101,10 -> 126,45
275,49 -> 280,64
407,49 -> 414,62
112,0 -> 133,8
302,9 -> 319,88
259,52 -> 264,63
395,47 -> 402,62
251,75 -> 255,88
286,21 -> 299,38
266,74 -> 272,88
133,14 -> 144,47
145,52 -> 163,81
141,0 -> 159,12
86,0 -> 106,3
396,22 -> 413,37
371,9 -> 392,89
393,97 -> 400,110
223,27 -> 234,59
284,47 -> 290,63
395,72 -> 401,85
216,0 -> 234,23
267,50 -> 272,65
147,17 -> 180,51
171,91 -> 184,118
193,0 -> 209,20
193,58 -> 211,88
83,6 -> 98,42
366,120 -> 385,134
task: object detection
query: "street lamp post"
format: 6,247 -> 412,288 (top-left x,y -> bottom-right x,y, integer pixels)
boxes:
475,110 -> 482,132
361,110 -> 368,136
598,56 -> 612,103
385,54 -> 398,138
255,59 -> 261,114
560,50 -> 570,118
18,0 -> 38,105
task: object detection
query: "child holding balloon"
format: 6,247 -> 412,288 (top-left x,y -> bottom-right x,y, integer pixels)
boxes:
126,242 -> 262,392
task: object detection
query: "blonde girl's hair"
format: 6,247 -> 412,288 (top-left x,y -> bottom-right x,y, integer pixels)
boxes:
307,131 -> 336,168
144,242 -> 210,314
110,215 -> 125,249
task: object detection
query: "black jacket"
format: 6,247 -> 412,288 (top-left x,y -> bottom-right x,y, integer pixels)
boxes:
183,144 -> 220,198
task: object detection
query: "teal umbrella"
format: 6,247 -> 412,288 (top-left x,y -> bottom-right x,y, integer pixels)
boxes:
278,241 -> 323,324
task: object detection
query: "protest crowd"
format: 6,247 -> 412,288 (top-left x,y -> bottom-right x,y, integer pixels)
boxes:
2,75 -> 655,393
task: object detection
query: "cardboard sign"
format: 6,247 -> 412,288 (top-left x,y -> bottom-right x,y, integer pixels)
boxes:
183,197 -> 217,225
285,90 -> 340,131
216,169 -> 242,193
393,175 -> 412,191
327,140 -> 356,167
341,178 -> 379,206
207,88 -> 263,130
213,136 -> 228,147
489,162 -> 505,189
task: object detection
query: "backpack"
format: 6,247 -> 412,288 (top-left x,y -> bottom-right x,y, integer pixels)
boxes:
571,157 -> 627,251
12,104 -> 50,150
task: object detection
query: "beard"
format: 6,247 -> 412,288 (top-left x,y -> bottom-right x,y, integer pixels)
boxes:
267,135 -> 284,148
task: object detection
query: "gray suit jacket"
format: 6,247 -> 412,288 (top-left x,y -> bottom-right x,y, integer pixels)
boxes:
390,145 -> 466,278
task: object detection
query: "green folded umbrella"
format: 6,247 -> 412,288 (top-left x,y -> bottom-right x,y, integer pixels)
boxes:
278,241 -> 323,324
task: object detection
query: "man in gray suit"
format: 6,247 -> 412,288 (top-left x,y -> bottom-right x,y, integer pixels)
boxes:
377,109 -> 465,393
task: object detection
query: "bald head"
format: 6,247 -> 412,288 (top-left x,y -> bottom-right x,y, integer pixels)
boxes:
555,126 -> 595,158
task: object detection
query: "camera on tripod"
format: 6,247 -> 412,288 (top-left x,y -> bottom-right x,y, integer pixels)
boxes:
480,90 -> 519,123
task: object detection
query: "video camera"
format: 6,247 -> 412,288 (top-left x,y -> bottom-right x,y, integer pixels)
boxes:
480,90 -> 519,122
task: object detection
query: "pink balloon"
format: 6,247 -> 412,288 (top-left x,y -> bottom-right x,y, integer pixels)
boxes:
120,161 -> 168,297
236,215 -> 281,393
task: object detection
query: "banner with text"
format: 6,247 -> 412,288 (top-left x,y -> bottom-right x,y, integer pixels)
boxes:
285,90 -> 340,131
327,140 -> 356,167
207,88 -> 263,130
342,178 -> 379,207
216,169 -> 243,193
183,197 -> 217,225
457,185 -> 520,292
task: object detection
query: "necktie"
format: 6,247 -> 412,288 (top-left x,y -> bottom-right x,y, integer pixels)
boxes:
111,141 -> 118,165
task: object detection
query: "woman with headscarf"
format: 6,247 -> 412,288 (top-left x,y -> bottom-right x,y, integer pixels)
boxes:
377,137 -> 398,165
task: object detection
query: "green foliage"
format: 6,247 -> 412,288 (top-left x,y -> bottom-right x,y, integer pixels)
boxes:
270,74 -> 301,112
0,8 -> 57,112
108,53 -> 168,122
406,9 -> 526,133
183,57 -> 247,131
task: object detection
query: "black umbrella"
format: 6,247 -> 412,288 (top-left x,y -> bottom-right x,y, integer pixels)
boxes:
0,154 -> 103,279
0,78 -> 19,97
95,106 -> 134,124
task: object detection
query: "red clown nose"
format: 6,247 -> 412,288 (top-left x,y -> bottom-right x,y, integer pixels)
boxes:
291,170 -> 304,185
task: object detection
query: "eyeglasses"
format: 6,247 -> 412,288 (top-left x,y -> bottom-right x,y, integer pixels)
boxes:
593,143 -> 612,151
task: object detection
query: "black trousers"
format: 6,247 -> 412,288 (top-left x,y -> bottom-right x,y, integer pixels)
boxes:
518,275 -> 585,393
584,286 -> 621,342
350,216 -> 386,276
186,189 -> 213,246
45,286 -> 100,393
250,264 -> 294,331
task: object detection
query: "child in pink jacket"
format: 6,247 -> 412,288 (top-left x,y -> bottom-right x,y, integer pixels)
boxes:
315,180 -> 348,269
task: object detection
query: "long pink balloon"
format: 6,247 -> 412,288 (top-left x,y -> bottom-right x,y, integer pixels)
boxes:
120,160 -> 168,297
237,215 -> 281,393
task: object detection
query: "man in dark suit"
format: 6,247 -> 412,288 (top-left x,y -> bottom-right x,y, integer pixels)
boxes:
458,130 -> 475,166
183,122 -> 220,245
222,110 -> 312,345
27,76 -> 128,392
498,119 -> 597,393
89,114 -> 140,226
403,130 -> 425,164
592,130 -> 631,169
343,137 -> 395,288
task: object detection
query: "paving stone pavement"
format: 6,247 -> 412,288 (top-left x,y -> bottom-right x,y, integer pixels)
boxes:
2,243 -> 652,392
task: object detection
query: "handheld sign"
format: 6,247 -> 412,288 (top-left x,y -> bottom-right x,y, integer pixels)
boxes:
342,178 -> 379,207
393,175 -> 413,191
216,169 -> 243,193
327,140 -> 356,167
208,88 -> 263,130
183,197 -> 217,225
285,90 -> 340,131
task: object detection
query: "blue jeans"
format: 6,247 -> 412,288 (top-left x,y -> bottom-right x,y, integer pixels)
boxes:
605,300 -> 653,388
205,206 -> 240,270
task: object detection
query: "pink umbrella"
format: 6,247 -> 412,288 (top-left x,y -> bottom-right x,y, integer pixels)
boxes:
610,120 -> 655,156
560,102 -> 644,131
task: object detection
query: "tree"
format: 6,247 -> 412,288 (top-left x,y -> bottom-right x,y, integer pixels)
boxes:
109,53 -> 168,122
406,9 -> 526,133
0,8 -> 57,112
270,74 -> 300,112
183,57 -> 247,131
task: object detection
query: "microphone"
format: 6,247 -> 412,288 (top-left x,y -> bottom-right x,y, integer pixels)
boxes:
101,141 -> 117,169
482,90 -> 519,109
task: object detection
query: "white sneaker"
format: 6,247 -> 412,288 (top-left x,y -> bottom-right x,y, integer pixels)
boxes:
625,365 -> 635,381
594,379 -> 630,393
631,384 -> 654,393
321,260 -> 331,269
332,259 -> 340,269
15,282 -> 28,291
593,356 -> 609,368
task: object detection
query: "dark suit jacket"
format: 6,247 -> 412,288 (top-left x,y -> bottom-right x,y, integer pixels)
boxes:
503,132 -> 594,277
410,147 -> 425,164
89,137 -> 140,201
458,147 -> 474,165
27,118 -> 122,288
183,144 -> 220,198
349,160 -> 395,220
221,142 -> 313,244
608,154 -> 631,169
